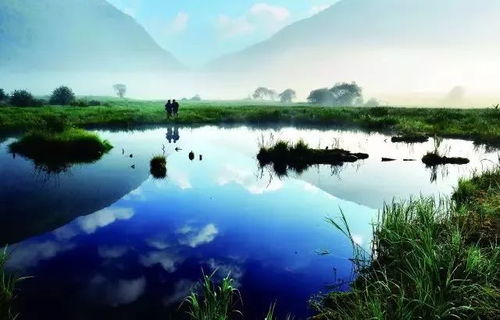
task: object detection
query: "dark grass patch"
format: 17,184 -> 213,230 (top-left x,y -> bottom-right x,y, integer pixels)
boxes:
150,155 -> 167,179
422,152 -> 470,166
257,140 -> 368,175
9,128 -> 113,172
391,134 -> 429,143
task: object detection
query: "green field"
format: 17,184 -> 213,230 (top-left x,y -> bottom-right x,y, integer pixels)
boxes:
1,100 -> 499,146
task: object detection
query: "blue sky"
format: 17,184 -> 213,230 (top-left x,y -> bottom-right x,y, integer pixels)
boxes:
106,0 -> 339,66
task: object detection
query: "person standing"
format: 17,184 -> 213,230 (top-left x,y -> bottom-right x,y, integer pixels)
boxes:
165,100 -> 172,118
173,99 -> 180,117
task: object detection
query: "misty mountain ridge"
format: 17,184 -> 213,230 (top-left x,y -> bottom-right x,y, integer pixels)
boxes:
0,0 -> 184,72
210,0 -> 500,70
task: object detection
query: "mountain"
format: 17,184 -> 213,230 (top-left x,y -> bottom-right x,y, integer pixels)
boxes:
0,0 -> 183,72
208,0 -> 500,101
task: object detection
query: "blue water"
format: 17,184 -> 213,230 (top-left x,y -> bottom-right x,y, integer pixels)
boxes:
0,126 -> 496,319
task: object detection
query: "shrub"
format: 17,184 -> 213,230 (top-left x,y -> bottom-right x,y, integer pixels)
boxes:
49,86 -> 75,105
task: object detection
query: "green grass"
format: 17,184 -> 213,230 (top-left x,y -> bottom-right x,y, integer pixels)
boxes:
1,247 -> 25,320
257,139 -> 368,175
150,155 -> 167,179
312,167 -> 500,320
183,272 -> 242,320
9,128 -> 113,172
183,272 -> 292,320
0,101 -> 499,146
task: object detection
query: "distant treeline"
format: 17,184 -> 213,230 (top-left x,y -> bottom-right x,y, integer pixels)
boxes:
0,87 -> 103,108
251,82 -> 380,106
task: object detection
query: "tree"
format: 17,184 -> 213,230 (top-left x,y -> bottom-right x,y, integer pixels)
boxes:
9,90 -> 37,107
308,82 -> 364,106
113,84 -> 127,98
190,94 -> 201,101
0,89 -> 7,102
307,88 -> 333,104
49,86 -> 75,105
329,82 -> 363,106
252,87 -> 277,100
279,89 -> 296,103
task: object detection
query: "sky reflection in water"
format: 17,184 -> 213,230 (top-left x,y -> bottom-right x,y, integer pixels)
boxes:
2,126 -> 497,319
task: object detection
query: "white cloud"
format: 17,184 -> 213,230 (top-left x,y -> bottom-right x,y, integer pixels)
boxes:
163,279 -> 196,306
7,241 -> 75,269
140,251 -> 183,272
179,224 -> 219,248
146,238 -> 172,250
351,234 -> 363,246
168,12 -> 189,34
78,207 -> 134,234
217,165 -> 283,194
310,4 -> 330,15
98,245 -> 128,259
206,258 -> 244,288
249,3 -> 290,23
170,172 -> 193,190
90,275 -> 146,306
217,15 -> 255,39
216,3 -> 290,39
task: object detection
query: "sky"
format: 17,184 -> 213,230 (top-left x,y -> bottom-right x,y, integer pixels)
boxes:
106,0 -> 339,66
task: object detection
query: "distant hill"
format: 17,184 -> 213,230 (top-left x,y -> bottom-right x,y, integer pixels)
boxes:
208,0 -> 500,82
0,0 -> 184,72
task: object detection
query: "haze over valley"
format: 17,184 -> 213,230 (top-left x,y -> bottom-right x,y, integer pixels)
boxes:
1,0 -> 499,106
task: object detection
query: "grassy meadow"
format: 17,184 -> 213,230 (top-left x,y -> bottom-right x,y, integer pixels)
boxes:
0,99 -> 499,146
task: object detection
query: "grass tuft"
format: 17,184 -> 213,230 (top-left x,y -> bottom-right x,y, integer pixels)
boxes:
183,271 -> 242,320
150,155 -> 167,179
9,128 -> 113,172
257,139 -> 368,175
1,247 -> 27,320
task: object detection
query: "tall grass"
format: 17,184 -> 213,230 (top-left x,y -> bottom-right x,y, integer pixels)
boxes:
313,167 -> 500,320
183,272 -> 242,320
1,247 -> 25,320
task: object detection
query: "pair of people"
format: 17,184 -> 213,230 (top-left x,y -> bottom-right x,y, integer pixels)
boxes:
165,99 -> 180,118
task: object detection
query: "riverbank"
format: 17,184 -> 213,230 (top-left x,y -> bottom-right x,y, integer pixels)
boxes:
0,100 -> 499,146
312,166 -> 500,319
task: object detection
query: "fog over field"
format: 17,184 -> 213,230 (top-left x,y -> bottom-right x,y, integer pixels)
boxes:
1,0 -> 499,106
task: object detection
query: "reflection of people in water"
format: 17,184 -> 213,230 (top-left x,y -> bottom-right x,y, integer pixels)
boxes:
166,126 -> 180,144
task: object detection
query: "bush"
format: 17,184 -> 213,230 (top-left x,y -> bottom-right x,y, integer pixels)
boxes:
9,90 -> 39,107
49,86 -> 75,105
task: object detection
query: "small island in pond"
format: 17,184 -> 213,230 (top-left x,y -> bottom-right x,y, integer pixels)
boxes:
258,140 -> 368,175
9,128 -> 113,172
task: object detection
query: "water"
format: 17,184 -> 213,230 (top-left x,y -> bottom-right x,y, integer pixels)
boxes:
0,126 -> 497,319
